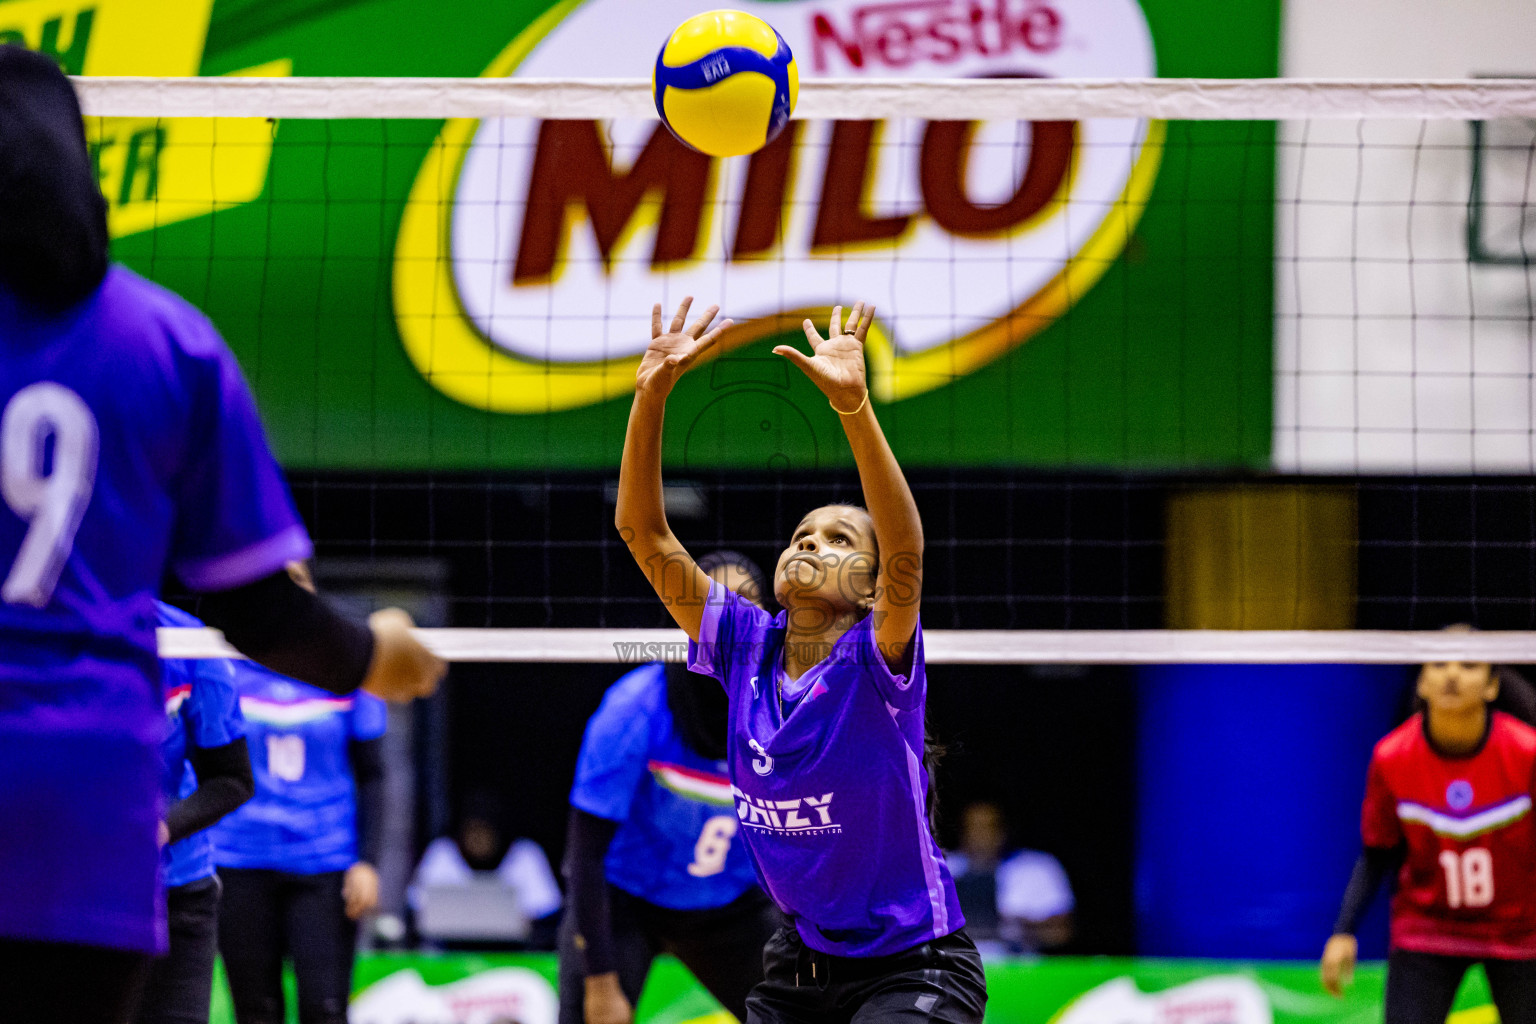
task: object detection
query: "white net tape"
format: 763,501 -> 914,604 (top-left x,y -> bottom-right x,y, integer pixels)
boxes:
158,628 -> 1536,664
119,75 -> 1536,665
75,76 -> 1536,121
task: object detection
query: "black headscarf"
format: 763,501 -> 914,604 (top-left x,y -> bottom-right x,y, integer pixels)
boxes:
0,45 -> 109,311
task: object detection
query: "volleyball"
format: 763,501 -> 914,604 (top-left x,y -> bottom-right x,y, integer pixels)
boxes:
652,10 -> 798,158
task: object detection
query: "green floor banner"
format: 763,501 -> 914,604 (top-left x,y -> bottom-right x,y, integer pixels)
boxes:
208,954 -> 1502,1024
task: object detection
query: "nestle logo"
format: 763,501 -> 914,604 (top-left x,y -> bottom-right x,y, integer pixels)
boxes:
810,0 -> 1063,73
701,55 -> 732,83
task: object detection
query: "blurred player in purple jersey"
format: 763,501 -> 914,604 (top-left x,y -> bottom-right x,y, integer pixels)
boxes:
0,46 -> 444,1024
616,299 -> 986,1024
562,551 -> 780,1024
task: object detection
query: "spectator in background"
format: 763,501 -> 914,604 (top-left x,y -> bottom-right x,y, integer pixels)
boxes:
409,790 -> 563,949
947,801 -> 1075,957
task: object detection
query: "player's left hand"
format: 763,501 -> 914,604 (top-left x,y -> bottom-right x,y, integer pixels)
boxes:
343,861 -> 380,920
362,608 -> 446,703
774,302 -> 873,413
1319,933 -> 1357,997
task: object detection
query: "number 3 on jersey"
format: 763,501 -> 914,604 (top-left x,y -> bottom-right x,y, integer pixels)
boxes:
687,815 -> 739,878
2,383 -> 99,608
1440,847 -> 1494,909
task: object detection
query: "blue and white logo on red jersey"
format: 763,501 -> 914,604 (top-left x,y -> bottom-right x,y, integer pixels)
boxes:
1447,779 -> 1475,811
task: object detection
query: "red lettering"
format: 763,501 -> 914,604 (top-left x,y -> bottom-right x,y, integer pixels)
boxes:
967,3 -> 993,57
808,0 -> 1061,72
812,121 -> 916,250
920,119 -> 1075,237
1020,3 -> 1061,52
732,122 -> 802,261
926,14 -> 965,62
513,121 -> 711,284
811,13 -> 863,72
874,19 -> 915,67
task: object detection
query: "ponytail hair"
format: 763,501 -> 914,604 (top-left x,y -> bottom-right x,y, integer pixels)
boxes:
923,727 -> 946,836
1493,666 -> 1536,728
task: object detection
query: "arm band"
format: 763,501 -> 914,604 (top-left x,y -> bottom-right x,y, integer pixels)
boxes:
349,737 -> 387,866
564,808 -> 621,976
166,737 -> 254,844
198,570 -> 374,696
1333,844 -> 1404,936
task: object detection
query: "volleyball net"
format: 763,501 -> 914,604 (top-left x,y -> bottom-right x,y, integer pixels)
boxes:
73,76 -> 1536,664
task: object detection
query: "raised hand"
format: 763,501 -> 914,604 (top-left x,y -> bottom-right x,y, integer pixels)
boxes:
636,297 -> 731,397
773,302 -> 874,413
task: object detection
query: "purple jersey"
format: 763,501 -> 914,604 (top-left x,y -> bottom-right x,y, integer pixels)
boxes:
0,267 -> 310,952
689,582 -> 963,957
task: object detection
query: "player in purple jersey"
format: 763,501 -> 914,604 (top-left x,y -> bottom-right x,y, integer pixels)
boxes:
616,299 -> 986,1023
0,46 -> 443,1024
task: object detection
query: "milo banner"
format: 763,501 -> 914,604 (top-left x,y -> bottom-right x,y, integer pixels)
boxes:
14,0 -> 1277,470
206,955 -> 1501,1024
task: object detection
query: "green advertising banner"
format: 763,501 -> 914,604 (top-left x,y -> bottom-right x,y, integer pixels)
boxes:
15,0 -> 1278,470
207,954 -> 1503,1024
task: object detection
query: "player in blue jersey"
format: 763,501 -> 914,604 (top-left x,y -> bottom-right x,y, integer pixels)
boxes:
562,550 -> 781,1024
136,602 -> 255,1024
209,566 -> 389,1024
0,47 -> 443,1024
616,299 -> 986,1023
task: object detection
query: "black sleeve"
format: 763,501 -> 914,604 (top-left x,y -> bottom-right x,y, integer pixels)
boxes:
198,569 -> 374,696
349,737 -> 386,866
563,808 -> 621,976
165,737 -> 255,845
1333,844 -> 1404,935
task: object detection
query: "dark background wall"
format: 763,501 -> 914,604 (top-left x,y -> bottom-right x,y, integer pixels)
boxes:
253,470 -> 1536,955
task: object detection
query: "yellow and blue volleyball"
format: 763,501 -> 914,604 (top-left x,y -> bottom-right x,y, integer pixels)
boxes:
653,10 -> 798,158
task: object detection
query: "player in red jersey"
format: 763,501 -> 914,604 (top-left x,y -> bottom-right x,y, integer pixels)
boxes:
1321,656 -> 1536,1022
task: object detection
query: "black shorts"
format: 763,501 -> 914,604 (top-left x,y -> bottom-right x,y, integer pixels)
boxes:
135,876 -> 222,1024
558,885 -> 780,1024
0,938 -> 151,1024
745,926 -> 987,1024
217,867 -> 357,1024
1386,948 -> 1536,1024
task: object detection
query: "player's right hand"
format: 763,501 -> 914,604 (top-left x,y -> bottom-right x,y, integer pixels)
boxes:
584,972 -> 634,1024
361,608 -> 445,702
1319,933 -> 1357,997
635,297 -> 730,397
